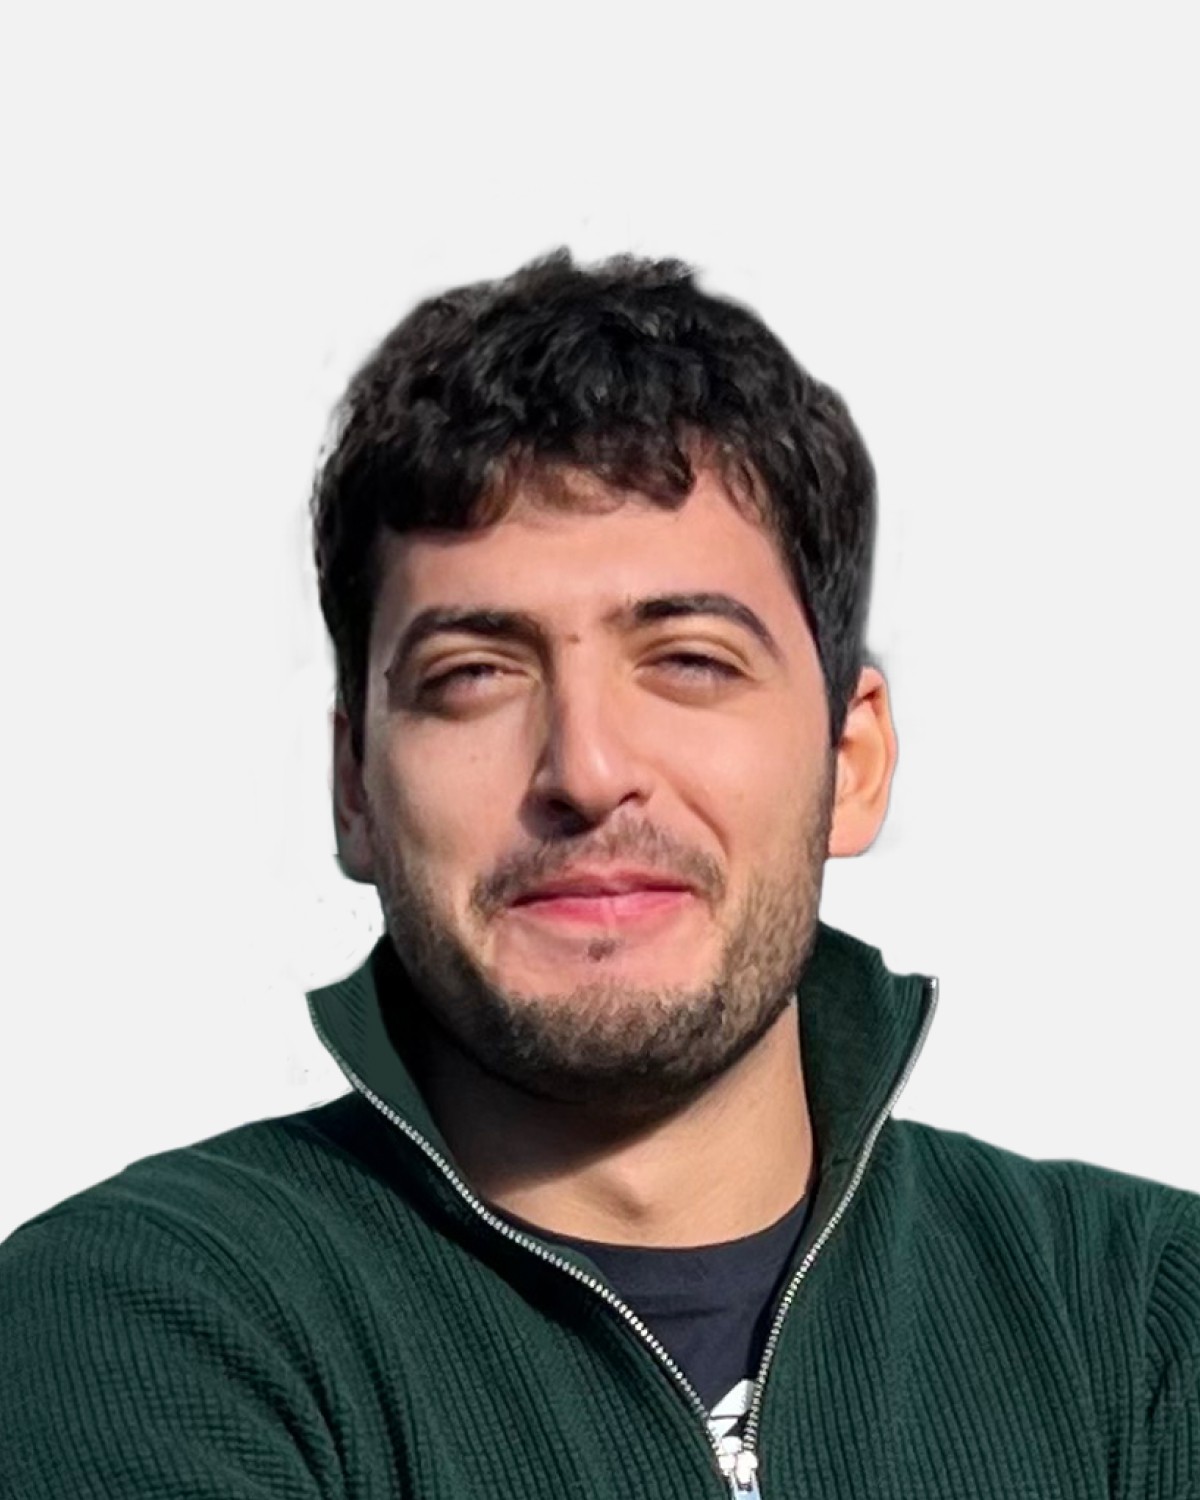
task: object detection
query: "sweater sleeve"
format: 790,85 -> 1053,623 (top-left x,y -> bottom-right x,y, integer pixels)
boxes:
1147,1195 -> 1200,1499
0,1206 -> 341,1500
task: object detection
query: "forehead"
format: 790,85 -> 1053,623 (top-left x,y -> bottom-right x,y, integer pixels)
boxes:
370,468 -> 810,649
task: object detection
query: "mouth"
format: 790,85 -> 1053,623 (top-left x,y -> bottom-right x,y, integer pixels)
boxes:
507,870 -> 699,928
511,889 -> 695,924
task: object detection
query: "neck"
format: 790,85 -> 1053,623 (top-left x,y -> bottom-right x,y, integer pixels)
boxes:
419,1003 -> 813,1248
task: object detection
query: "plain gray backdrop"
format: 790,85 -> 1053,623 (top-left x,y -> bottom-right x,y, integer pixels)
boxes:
2,2 -> 1197,1240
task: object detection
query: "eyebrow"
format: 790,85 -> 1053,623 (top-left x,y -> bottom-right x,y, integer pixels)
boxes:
387,591 -> 784,679
625,593 -> 783,660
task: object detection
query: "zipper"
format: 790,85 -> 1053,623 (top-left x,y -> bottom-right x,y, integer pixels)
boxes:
738,976 -> 940,1472
308,973 -> 937,1500
307,1001 -> 727,1483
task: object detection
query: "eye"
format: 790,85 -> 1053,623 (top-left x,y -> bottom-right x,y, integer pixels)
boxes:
654,652 -> 742,682
417,661 -> 508,699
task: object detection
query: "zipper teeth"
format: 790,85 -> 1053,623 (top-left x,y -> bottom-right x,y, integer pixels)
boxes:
305,999 -> 728,1477
740,976 -> 940,1456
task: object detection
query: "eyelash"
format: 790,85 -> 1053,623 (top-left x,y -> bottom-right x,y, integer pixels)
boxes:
419,653 -> 740,697
656,652 -> 741,681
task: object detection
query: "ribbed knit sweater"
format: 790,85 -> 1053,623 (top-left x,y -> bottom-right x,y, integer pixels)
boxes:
3,925 -> 1199,1498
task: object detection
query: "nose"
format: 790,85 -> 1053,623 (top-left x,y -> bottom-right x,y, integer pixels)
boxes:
526,668 -> 652,834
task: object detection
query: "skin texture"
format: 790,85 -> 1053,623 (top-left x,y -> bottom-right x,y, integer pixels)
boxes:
334,467 -> 897,1245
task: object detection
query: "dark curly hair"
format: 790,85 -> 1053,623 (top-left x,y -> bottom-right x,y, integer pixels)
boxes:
312,250 -> 877,761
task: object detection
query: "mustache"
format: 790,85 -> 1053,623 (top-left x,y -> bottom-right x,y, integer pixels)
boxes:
474,822 -> 726,916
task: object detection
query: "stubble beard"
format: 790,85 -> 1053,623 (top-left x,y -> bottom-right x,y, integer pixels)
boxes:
368,774 -> 834,1117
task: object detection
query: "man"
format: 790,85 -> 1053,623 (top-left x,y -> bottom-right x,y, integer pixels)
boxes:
2,252 -> 1197,1500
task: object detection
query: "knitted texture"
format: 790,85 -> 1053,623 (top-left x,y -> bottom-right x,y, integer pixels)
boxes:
3,927 -> 1198,1499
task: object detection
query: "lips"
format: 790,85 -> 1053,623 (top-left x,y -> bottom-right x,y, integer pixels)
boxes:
509,889 -> 695,931
510,869 -> 695,905
502,866 -> 701,937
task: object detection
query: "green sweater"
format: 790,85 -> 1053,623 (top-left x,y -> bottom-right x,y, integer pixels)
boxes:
3,925 -> 1198,1499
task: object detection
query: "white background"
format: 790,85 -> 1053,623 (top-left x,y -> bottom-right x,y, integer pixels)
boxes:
2,3 -> 1197,1242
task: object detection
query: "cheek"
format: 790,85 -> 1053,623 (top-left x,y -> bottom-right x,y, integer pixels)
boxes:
371,733 -> 516,877
694,716 -> 829,852
675,718 -> 806,828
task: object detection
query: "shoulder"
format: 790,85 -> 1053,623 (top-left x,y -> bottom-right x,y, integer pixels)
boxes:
0,1093 -> 413,1414
885,1119 -> 1200,1384
0,1101 -> 375,1499
0,1092 -> 400,1295
887,1116 -> 1200,1254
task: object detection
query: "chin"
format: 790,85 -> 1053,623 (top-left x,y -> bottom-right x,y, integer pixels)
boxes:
497,944 -> 716,994
486,907 -> 718,988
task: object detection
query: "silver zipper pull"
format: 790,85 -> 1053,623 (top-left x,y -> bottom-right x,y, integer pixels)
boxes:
719,1448 -> 762,1499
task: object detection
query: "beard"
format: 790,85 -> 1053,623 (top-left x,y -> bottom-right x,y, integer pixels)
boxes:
367,769 -> 834,1118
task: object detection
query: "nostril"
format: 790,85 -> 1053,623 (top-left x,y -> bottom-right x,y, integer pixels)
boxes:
542,797 -> 603,839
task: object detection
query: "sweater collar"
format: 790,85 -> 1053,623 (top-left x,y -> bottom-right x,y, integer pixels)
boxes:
306,921 -> 936,1214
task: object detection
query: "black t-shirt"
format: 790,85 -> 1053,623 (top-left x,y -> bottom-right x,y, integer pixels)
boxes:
539,1195 -> 810,1454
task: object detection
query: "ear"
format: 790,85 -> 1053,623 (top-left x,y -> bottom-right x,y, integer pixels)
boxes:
827,666 -> 898,858
332,706 -> 378,884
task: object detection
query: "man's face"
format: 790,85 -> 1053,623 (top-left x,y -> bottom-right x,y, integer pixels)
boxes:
338,468 -> 840,1113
